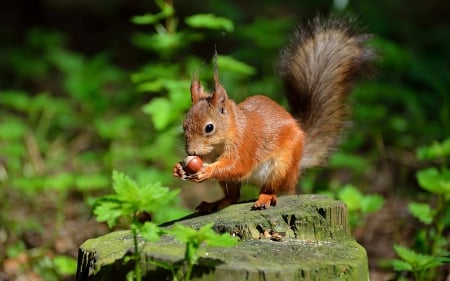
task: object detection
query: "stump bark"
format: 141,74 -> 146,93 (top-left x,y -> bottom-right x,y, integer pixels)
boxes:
76,194 -> 369,281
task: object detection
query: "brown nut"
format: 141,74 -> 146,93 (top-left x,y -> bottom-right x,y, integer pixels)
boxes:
183,156 -> 203,174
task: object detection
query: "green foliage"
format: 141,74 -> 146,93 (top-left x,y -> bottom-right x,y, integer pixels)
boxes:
164,223 -> 237,280
408,202 -> 434,225
93,171 -> 180,227
390,138 -> 450,280
416,168 -> 450,199
93,171 -> 237,281
130,0 -> 255,172
390,245 -> 450,281
417,138 -> 450,161
52,255 -> 78,276
185,14 -> 234,32
336,185 -> 385,227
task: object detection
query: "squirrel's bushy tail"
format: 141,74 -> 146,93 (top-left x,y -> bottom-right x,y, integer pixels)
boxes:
277,17 -> 375,169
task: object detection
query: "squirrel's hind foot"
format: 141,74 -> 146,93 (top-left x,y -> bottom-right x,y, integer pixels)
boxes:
195,197 -> 235,214
252,194 -> 277,210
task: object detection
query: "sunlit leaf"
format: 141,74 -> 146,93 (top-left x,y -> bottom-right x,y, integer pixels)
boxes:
360,194 -> 385,214
417,138 -> 450,160
408,202 -> 434,225
138,222 -> 162,242
185,14 -> 234,32
416,168 -> 450,197
53,255 -> 78,276
338,185 -> 363,212
217,55 -> 256,76
141,97 -> 172,130
391,259 -> 413,271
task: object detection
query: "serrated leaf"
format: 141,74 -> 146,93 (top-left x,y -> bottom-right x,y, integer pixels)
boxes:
185,14 -> 234,32
139,222 -> 162,242
408,202 -> 434,224
167,223 -> 198,243
205,232 -> 238,247
391,259 -> 413,271
393,244 -> 443,271
93,198 -> 125,228
112,171 -> 140,201
93,171 -> 179,228
394,245 -> 419,264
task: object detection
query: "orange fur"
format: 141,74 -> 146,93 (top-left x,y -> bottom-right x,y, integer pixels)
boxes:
173,17 -> 375,214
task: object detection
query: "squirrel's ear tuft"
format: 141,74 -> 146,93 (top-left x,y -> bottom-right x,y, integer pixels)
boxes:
190,77 -> 209,104
211,75 -> 228,114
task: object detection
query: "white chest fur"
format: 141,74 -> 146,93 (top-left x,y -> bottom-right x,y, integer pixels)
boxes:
247,159 -> 274,186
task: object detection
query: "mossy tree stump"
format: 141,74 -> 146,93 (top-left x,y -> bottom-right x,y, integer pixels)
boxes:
76,195 -> 368,281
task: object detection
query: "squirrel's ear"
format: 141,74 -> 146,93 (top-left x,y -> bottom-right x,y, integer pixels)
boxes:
211,72 -> 228,113
190,78 -> 209,104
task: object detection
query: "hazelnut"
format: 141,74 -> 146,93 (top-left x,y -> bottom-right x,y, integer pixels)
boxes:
183,155 -> 203,174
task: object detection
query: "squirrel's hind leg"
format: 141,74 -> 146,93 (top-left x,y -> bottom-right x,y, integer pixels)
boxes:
253,146 -> 302,210
195,181 -> 241,214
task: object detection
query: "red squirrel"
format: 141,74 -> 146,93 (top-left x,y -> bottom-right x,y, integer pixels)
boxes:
173,17 -> 375,214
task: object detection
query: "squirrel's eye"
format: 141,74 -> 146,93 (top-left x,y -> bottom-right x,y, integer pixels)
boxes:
204,123 -> 215,135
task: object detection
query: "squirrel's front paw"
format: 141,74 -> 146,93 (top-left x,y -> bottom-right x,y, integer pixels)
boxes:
186,165 -> 211,183
173,162 -> 189,180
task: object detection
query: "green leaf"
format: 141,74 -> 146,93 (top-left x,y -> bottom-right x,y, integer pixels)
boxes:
185,14 -> 234,32
46,173 -> 75,191
337,185 -> 363,212
111,170 -> 140,200
417,138 -> 450,160
360,194 -> 385,214
393,244 -> 443,271
0,91 -> 32,112
142,97 -> 172,130
394,245 -> 420,264
416,168 -> 450,197
217,55 -> 256,76
391,259 -> 413,271
167,223 -> 199,244
0,118 -> 28,140
132,13 -> 166,25
138,222 -> 162,242
53,255 -> 77,276
329,152 -> 369,173
93,197 -> 125,228
75,174 -> 110,191
6,241 -> 26,258
408,202 -> 434,225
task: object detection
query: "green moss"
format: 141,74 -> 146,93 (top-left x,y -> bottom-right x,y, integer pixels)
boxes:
77,195 -> 368,281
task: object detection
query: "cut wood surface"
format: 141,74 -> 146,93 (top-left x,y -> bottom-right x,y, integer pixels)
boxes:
76,194 -> 369,281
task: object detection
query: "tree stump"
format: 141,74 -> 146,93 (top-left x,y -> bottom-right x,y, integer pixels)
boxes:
76,194 -> 368,281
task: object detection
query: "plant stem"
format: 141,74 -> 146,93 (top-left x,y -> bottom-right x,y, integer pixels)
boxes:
431,196 -> 446,257
132,219 -> 142,281
185,262 -> 193,281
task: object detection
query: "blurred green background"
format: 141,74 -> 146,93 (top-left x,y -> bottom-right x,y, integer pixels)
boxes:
0,0 -> 449,280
